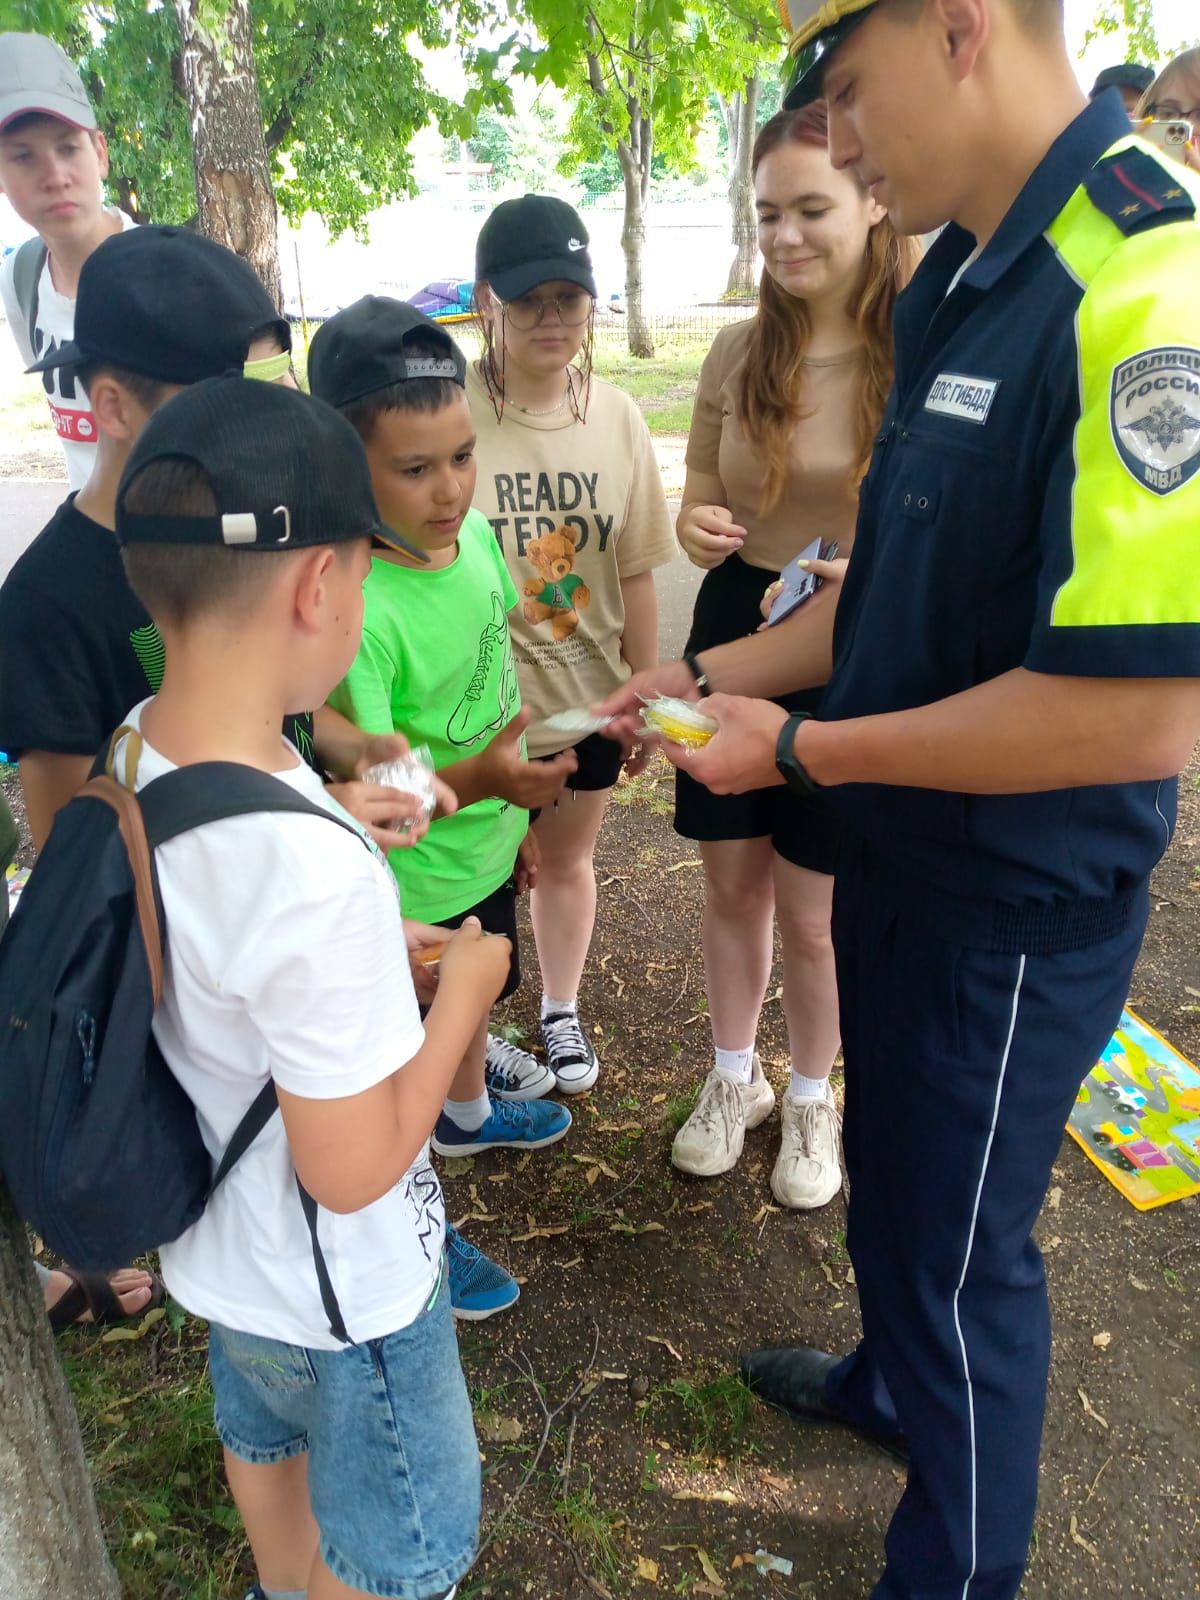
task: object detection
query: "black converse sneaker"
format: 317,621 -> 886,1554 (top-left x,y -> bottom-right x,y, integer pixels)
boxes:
485,1033 -> 555,1100
540,1009 -> 599,1094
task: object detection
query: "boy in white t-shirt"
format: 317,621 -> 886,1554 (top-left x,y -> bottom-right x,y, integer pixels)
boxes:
113,375 -> 505,1600
0,34 -> 135,490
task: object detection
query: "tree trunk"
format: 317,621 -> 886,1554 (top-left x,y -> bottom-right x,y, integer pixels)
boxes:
617,103 -> 653,360
0,1186 -> 121,1599
173,0 -> 282,307
722,76 -> 760,300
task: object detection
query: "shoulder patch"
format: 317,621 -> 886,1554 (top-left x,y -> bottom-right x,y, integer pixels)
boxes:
1110,347 -> 1200,495
1085,148 -> 1196,235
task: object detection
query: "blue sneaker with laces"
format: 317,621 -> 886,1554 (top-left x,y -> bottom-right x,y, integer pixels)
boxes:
431,1093 -> 572,1157
445,1224 -> 519,1321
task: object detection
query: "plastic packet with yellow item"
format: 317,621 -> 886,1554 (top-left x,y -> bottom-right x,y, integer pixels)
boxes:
638,694 -> 719,749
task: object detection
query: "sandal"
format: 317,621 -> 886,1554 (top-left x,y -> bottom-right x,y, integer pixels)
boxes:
47,1266 -> 165,1333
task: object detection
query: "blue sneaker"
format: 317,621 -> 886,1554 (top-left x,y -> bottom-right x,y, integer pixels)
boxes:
431,1094 -> 572,1158
445,1224 -> 519,1321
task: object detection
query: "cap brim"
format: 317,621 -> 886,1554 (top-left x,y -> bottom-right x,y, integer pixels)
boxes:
374,523 -> 432,565
488,257 -> 597,301
783,10 -> 873,109
26,338 -> 84,375
0,96 -> 96,133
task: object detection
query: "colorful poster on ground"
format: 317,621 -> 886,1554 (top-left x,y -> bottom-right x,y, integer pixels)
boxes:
1067,1008 -> 1200,1211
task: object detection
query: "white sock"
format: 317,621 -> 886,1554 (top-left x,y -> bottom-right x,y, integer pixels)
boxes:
788,1070 -> 832,1103
714,1045 -> 756,1084
541,993 -> 577,1020
443,1089 -> 491,1132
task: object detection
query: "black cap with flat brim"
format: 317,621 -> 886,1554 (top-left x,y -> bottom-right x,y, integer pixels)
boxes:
782,0 -> 879,109
116,376 -> 430,565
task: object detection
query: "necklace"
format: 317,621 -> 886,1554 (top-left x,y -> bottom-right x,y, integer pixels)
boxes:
509,372 -> 576,417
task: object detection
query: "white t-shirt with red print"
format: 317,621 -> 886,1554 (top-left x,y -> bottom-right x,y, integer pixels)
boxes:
0,207 -> 137,490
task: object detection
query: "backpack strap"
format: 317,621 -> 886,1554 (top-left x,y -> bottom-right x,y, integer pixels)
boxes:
12,237 -> 48,356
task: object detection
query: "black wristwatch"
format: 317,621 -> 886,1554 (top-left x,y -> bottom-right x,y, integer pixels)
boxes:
776,711 -> 820,796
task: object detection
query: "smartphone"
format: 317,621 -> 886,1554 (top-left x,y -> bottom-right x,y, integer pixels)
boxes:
766,538 -> 840,627
1141,118 -> 1192,153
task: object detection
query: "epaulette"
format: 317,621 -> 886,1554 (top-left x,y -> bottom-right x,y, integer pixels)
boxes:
1084,147 -> 1197,236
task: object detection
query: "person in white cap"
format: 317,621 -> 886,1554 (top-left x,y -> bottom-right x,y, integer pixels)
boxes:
0,32 -> 134,489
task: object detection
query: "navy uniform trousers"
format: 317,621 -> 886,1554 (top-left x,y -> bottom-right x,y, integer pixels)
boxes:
825,846 -> 1145,1600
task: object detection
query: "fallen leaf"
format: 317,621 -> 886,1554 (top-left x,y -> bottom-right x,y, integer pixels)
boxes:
610,1221 -> 666,1235
1129,1274 -> 1150,1292
586,1166 -> 600,1186
695,1548 -> 725,1589
487,1173 -> 511,1183
600,1370 -> 629,1381
762,1472 -> 791,1493
751,1203 -> 781,1226
1048,1186 -> 1063,1212
646,1335 -> 683,1362
1092,1331 -> 1112,1349
557,1257 -> 583,1269
685,1201 -> 713,1213
1077,1387 -> 1109,1430
636,1555 -> 659,1582
665,859 -> 703,872
1069,1515 -> 1099,1557
846,1266 -> 856,1285
441,1156 -> 475,1178
511,1223 -> 571,1242
819,1262 -> 836,1286
515,1152 -> 533,1173
1043,1235 -> 1063,1252
752,1549 -> 794,1576
1185,984 -> 1200,1000
671,1488 -> 737,1504
452,1211 -> 499,1227
475,1411 -> 523,1443
100,1306 -> 165,1343
651,1093 -> 667,1105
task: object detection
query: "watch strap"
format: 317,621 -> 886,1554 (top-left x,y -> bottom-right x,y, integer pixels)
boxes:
775,711 -> 820,796
683,650 -> 712,698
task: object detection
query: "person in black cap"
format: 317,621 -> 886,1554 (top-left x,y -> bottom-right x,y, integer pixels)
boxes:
1088,62 -> 1154,115
598,0 -> 1200,1595
309,294 -> 577,1321
112,373 -> 507,1600
468,194 -> 677,1096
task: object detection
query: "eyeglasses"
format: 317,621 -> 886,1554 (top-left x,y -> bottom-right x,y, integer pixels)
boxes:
1145,101 -> 1200,124
498,291 -> 593,331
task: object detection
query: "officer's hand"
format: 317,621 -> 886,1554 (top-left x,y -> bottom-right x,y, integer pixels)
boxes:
592,660 -> 697,745
758,556 -> 850,628
676,504 -> 747,570
659,692 -> 788,796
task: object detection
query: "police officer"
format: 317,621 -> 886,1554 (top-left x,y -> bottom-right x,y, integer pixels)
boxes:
599,0 -> 1200,1594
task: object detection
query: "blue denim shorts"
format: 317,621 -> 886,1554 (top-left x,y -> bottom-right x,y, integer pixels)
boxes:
208,1270 -> 479,1599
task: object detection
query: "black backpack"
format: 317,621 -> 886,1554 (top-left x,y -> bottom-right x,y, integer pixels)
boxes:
10,236 -> 48,358
0,752 -> 363,1341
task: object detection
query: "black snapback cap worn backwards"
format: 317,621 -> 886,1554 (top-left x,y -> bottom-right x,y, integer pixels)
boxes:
1089,63 -> 1155,101
782,0 -> 878,109
28,225 -> 290,383
115,376 -> 429,564
307,296 -> 467,411
475,194 -> 598,301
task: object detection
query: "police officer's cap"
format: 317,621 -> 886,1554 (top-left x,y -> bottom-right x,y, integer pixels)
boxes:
782,0 -> 879,109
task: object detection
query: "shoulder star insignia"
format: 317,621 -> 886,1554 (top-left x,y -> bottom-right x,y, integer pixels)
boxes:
1120,203 -> 1141,216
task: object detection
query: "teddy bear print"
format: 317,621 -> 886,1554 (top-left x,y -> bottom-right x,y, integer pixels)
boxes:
522,525 -> 591,642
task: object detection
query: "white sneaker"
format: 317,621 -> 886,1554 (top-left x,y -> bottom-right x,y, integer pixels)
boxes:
771,1094 -> 842,1209
671,1058 -> 776,1177
485,1034 -> 555,1100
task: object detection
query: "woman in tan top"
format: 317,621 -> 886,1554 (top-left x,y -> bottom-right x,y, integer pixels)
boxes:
670,104 -> 919,1206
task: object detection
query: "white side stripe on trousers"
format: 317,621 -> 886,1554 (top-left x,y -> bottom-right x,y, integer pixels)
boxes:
951,952 -> 1027,1600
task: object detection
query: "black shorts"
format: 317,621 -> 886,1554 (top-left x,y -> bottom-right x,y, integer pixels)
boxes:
536,729 -> 624,793
436,876 -> 521,1001
673,553 -> 841,878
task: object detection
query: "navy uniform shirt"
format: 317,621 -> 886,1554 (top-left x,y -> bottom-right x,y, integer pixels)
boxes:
822,95 -> 1200,935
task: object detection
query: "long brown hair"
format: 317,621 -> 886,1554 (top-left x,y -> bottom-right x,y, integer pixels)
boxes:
739,103 -> 921,515
1137,48 -> 1200,120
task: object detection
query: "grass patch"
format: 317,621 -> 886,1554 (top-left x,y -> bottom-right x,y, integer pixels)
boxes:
664,1084 -> 700,1131
63,1315 -> 245,1598
554,1474 -> 624,1586
658,1371 -> 756,1460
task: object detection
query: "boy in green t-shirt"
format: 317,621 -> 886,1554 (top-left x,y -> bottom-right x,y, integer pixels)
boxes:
314,298 -> 578,1320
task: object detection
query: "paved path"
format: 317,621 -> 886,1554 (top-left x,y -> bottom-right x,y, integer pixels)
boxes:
0,478 -> 62,583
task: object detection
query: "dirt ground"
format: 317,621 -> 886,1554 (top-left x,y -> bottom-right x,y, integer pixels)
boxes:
3,750 -> 1198,1600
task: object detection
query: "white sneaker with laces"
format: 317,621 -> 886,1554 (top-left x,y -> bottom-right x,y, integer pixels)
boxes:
671,1058 -> 775,1177
485,1033 -> 555,1100
540,1010 -> 600,1094
771,1093 -> 842,1209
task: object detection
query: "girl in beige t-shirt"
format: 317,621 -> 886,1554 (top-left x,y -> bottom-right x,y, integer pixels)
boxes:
670,106 -> 919,1207
470,195 -> 677,1096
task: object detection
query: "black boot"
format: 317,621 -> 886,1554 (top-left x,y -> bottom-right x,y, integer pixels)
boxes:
739,1346 -> 910,1464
